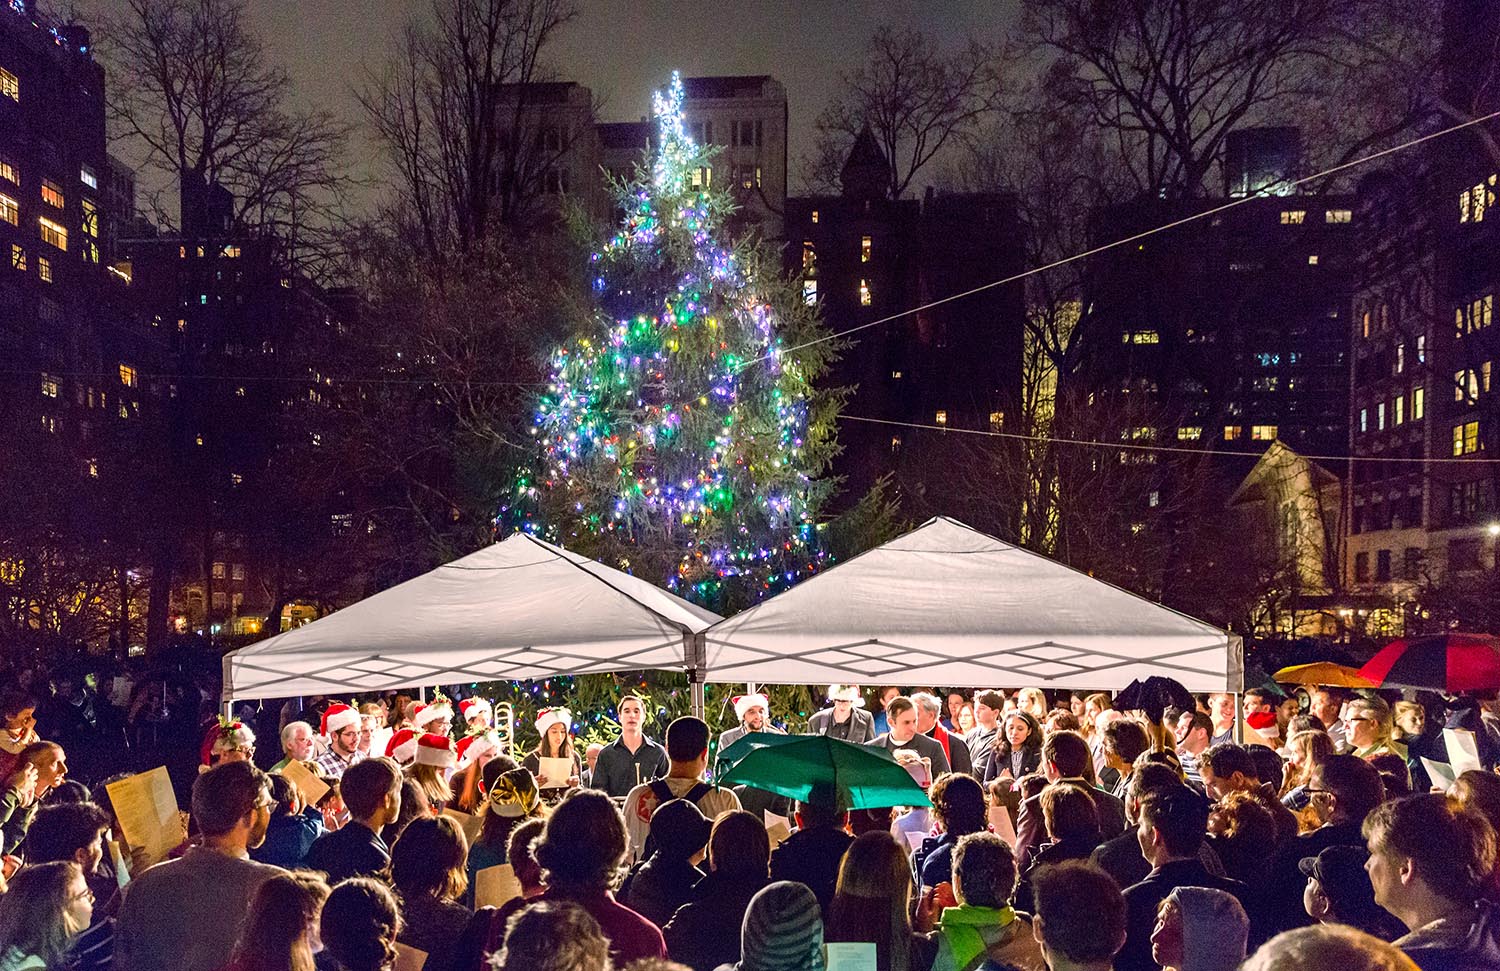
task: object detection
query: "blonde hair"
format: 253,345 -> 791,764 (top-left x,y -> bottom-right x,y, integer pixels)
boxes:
1017,688 -> 1047,720
405,762 -> 452,809
1391,701 -> 1424,742
1283,730 -> 1334,795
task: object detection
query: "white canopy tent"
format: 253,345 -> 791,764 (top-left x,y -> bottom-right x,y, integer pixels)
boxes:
222,532 -> 721,702
703,517 -> 1242,692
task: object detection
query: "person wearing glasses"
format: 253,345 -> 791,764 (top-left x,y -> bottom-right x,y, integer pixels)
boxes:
313,704 -> 365,781
0,860 -> 95,969
1341,696 -> 1406,761
199,719 -> 257,773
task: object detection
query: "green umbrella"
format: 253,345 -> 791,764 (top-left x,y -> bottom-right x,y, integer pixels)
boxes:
717,733 -> 932,810
713,730 -> 804,779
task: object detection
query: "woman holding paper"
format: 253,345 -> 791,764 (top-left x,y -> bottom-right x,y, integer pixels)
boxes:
522,709 -> 583,799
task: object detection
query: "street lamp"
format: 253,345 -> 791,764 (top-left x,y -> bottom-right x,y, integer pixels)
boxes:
1488,522 -> 1500,537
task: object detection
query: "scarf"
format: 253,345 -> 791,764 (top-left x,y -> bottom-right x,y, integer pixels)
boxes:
935,903 -> 1019,971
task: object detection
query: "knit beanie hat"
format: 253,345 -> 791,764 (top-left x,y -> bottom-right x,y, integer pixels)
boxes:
736,881 -> 824,971
1169,886 -> 1248,971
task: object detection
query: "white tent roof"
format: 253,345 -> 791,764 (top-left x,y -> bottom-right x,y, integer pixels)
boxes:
703,517 -> 1242,692
224,533 -> 722,701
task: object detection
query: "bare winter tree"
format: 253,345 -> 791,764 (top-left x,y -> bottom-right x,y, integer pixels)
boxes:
359,0 -> 579,258
104,0 -> 348,254
803,25 -> 1004,198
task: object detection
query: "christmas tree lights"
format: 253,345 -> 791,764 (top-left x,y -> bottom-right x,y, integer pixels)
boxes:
503,72 -> 836,609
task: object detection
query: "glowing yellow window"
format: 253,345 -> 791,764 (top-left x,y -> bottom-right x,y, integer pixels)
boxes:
861,236 -> 872,262
859,280 -> 871,306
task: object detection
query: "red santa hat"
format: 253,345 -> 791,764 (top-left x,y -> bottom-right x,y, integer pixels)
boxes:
412,699 -> 454,730
320,703 -> 361,737
385,728 -> 419,763
200,719 -> 256,766
414,732 -> 457,769
1247,710 -> 1281,742
733,693 -> 770,722
459,697 -> 493,724
534,708 -> 572,737
456,731 -> 499,769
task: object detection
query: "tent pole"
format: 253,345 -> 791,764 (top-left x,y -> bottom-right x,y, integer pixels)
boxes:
688,632 -> 707,720
690,672 -> 705,720
220,652 -> 233,720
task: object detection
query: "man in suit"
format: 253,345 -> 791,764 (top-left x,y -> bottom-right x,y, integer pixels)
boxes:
913,692 -> 972,776
869,695 -> 949,776
806,685 -> 875,743
1014,730 -> 1126,871
716,692 -> 782,754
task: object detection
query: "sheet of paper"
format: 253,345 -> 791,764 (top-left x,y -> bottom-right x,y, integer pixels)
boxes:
105,767 -> 187,869
473,863 -> 523,909
987,802 -> 1018,847
824,943 -> 877,971
108,839 -> 131,888
1444,728 -> 1483,776
537,756 -> 574,788
369,727 -> 393,763
280,759 -> 330,807
903,829 -> 926,852
764,810 -> 792,847
393,942 -> 427,971
1422,757 -> 1458,793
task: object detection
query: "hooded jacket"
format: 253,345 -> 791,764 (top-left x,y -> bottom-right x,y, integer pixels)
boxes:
932,904 -> 1044,971
1170,886 -> 1249,971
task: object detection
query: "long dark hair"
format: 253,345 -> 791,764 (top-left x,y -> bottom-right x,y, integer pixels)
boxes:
320,878 -> 401,971
993,711 -> 1043,763
230,872 -> 330,971
0,860 -> 81,965
391,815 -> 469,903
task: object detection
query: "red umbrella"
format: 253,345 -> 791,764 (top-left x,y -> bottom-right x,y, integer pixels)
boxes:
1358,632 -> 1500,692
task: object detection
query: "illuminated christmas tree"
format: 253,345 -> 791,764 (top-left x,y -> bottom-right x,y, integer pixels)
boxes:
504,72 -> 838,608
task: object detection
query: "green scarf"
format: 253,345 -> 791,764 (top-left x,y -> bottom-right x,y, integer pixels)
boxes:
935,904 -> 1018,971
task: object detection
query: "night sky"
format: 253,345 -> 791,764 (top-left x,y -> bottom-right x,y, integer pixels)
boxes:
80,0 -> 1018,211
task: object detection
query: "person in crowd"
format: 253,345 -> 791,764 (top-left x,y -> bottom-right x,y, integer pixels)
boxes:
1344,696 -> 1405,760
0,860 -> 93,970
357,705 -> 384,758
1262,754 -> 1385,938
1173,710 -> 1212,790
593,695 -> 670,797
304,757 -> 403,884
200,719 -> 257,771
1246,745 -> 1285,792
115,761 -> 282,971
1206,791 -> 1276,885
956,704 -> 976,736
271,721 -> 315,772
913,693 -> 973,776
1241,925 -> 1419,971
1205,694 -> 1235,748
1363,793 -> 1500,970
1148,886 -> 1249,971
873,686 -> 902,737
533,789 -> 666,963
1197,743 -> 1297,844
1279,729 -> 1334,818
826,832 -> 933,971
1242,688 -> 1276,727
1,741 -> 68,855
465,768 -> 543,905
623,717 -> 740,860
718,694 -> 783,753
1014,730 -> 1126,870
318,878 -> 402,971
806,685 -> 875,743
664,811 -> 772,971
1390,702 -> 1430,790
523,709 -> 583,794
1024,783 -> 1102,883
1116,788 -> 1248,971
452,816 -> 548,971
25,800 -> 113,907
728,881 -> 824,971
1091,763 -> 1224,891
929,832 -> 1040,971
407,732 -> 458,811
982,710 -> 1042,788
496,900 -> 611,971
1015,688 -> 1048,723
965,690 -> 1005,780
915,773 -> 988,892
620,798 -> 711,927
384,728 -> 419,767
1368,752 -> 1412,799
1299,844 -> 1406,941
1045,710 -> 1081,735
411,695 -> 455,737
313,704 -> 365,781
581,744 -> 603,787
250,773 -> 325,870
1450,769 -> 1500,900
0,692 -> 40,782
1308,688 -> 1348,751
220,871 -> 329,971
870,696 -> 950,776
1092,711 -> 1125,793
459,696 -> 493,734
383,777 -> 431,848
451,731 -> 503,815
944,692 -> 967,732
391,815 -> 473,964
768,796 -> 851,915
1030,861 -> 1128,971
1102,719 -> 1152,801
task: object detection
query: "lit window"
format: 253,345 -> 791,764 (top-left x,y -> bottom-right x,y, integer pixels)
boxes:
989,411 -> 1004,430
119,364 -> 138,388
0,192 -> 17,226
87,459 -> 98,478
230,473 -> 243,487
890,435 -> 901,452
810,209 -> 819,224
0,158 -> 15,184
41,374 -> 58,398
37,256 -> 51,283
1325,209 -> 1352,223
0,67 -> 16,102
861,235 -> 872,263
1453,420 -> 1482,456
1148,490 -> 1160,508
859,279 -> 871,306
1377,401 -> 1386,430
212,561 -> 226,578
1224,425 -> 1242,441
79,198 -> 98,264
1361,310 -> 1371,339
9,243 -> 23,271
231,563 -> 244,579
1307,254 -> 1319,265
1127,330 -> 1160,344
1251,425 -> 1278,441
40,415 -> 55,434
891,370 -> 903,379
195,433 -> 205,446
1279,210 -> 1306,224
802,240 -> 816,273
1394,396 -> 1404,425
1417,335 -> 1427,362
1177,426 -> 1202,440
1460,175 -> 1498,223
1486,361 -> 1493,393
40,180 -> 64,209
1412,386 -> 1425,420
80,165 -> 97,190
1124,426 -> 1156,441
38,217 -> 67,250
1360,408 -> 1368,433
935,410 -> 948,425
802,279 -> 817,305
235,386 -> 246,397
690,166 -> 712,189
222,245 -> 240,258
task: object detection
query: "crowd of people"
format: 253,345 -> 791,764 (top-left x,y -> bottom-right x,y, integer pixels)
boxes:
0,674 -> 1496,971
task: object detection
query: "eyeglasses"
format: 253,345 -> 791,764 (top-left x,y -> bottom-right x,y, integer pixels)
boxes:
71,887 -> 95,904
336,729 -> 359,740
1306,787 -> 1336,798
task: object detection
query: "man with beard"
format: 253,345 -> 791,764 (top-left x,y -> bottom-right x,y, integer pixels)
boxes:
115,761 -> 283,971
593,694 -> 669,797
717,693 -> 783,753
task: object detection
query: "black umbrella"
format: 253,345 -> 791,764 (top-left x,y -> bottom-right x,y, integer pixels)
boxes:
1114,676 -> 1195,720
